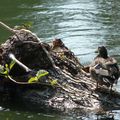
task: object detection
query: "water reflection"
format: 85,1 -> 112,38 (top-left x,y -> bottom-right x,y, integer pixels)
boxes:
93,0 -> 120,61
0,107 -> 119,120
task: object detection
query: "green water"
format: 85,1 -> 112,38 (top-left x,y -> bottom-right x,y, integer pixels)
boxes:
0,0 -> 120,119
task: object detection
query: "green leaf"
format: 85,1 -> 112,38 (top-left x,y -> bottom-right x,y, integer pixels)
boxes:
36,70 -> 49,79
5,64 -> 8,68
28,76 -> 38,83
5,64 -> 9,73
9,60 -> 16,70
3,71 -> 8,75
50,79 -> 58,86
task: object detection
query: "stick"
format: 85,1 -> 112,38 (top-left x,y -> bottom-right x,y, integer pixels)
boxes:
9,53 -> 32,72
0,21 -> 17,33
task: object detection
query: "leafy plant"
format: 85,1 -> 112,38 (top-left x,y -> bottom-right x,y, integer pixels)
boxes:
14,22 -> 33,30
22,22 -> 33,29
0,60 -> 16,77
0,60 -> 57,86
28,70 -> 49,83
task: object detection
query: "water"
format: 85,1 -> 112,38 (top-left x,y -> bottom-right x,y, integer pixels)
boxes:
0,0 -> 120,119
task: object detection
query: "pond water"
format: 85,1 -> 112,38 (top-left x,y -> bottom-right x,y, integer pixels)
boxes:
0,0 -> 120,119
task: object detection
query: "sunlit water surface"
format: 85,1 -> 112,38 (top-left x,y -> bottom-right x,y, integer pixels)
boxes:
0,0 -> 120,119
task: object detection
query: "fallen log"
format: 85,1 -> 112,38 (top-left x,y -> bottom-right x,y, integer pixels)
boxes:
0,22 -> 120,114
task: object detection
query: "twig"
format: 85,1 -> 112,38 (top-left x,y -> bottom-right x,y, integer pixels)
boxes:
0,21 -> 17,33
9,53 -> 31,72
8,75 -> 29,85
8,75 -> 56,86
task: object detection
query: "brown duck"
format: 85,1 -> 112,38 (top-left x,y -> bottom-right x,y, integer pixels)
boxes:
89,46 -> 120,90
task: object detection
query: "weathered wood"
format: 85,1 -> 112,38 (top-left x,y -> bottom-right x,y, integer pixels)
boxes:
0,22 -> 120,113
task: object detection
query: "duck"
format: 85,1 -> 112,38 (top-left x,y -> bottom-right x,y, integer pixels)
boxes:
89,46 -> 120,90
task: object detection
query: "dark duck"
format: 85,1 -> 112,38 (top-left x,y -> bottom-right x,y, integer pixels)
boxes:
89,46 -> 120,90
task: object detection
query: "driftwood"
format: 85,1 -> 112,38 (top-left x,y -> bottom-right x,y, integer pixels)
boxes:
0,22 -> 120,114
